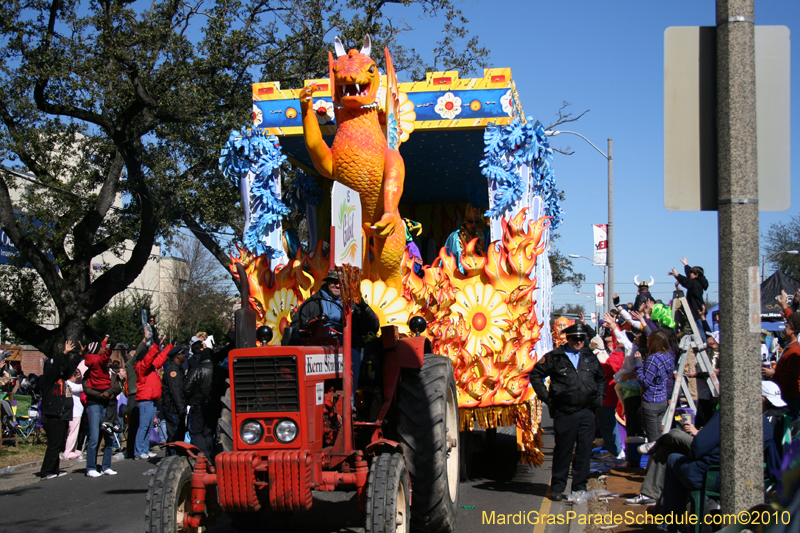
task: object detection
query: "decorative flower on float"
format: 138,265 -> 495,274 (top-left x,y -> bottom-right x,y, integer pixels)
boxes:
449,282 -> 510,356
500,89 -> 514,116
435,92 -> 462,120
396,93 -> 416,142
263,288 -> 297,345
361,279 -> 411,334
313,99 -> 335,124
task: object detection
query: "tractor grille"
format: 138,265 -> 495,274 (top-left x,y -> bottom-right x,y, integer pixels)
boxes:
232,356 -> 299,413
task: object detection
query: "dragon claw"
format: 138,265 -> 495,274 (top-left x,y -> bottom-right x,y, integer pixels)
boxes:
299,83 -> 318,103
373,213 -> 399,238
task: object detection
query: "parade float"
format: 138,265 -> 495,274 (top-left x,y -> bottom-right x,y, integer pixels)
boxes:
220,37 -> 563,467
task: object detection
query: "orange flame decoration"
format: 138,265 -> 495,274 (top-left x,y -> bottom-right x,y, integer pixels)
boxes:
228,210 -> 549,463
403,211 -> 550,412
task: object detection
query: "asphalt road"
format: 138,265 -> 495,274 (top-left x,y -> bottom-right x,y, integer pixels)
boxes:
0,414 -> 583,533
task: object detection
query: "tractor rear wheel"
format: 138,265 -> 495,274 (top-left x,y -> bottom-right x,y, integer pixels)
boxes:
144,456 -> 199,533
365,453 -> 410,533
396,354 -> 459,533
218,384 -> 233,452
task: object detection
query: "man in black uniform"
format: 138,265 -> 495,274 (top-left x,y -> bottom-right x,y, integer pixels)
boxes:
530,323 -> 606,501
184,337 -> 225,460
161,345 -> 187,450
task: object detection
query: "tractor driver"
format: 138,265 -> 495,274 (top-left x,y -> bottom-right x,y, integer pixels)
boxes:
290,270 -> 380,393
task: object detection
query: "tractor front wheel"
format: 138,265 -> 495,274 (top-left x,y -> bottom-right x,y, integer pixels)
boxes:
144,456 -> 199,533
396,354 -> 459,533
365,453 -> 410,533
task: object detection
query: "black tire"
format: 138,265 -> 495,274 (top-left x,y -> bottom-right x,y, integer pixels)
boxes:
144,455 -> 199,533
365,453 -> 410,533
396,354 -> 459,533
219,384 -> 233,452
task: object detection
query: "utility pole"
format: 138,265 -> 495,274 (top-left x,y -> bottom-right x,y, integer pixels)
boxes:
607,138 -> 613,314
716,0 -> 762,513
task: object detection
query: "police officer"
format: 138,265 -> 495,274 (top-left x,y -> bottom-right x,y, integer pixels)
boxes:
530,323 -> 606,501
161,345 -> 187,449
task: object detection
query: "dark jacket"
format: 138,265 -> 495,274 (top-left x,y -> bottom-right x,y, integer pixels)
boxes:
530,345 -> 606,414
677,265 -> 707,318
161,360 -> 186,413
684,411 -> 773,488
40,348 -> 83,420
290,287 -> 380,348
184,350 -> 214,407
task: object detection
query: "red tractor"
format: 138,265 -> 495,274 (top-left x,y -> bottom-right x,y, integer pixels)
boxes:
144,265 -> 460,533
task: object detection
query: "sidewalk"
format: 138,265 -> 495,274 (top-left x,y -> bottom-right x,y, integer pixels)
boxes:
577,449 -> 662,533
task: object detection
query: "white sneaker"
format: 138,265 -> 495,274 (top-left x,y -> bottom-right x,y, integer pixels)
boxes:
102,468 -> 118,476
86,470 -> 102,478
616,450 -> 627,460
42,471 -> 67,480
135,454 -> 151,460
638,441 -> 657,455
625,493 -> 655,505
148,451 -> 157,458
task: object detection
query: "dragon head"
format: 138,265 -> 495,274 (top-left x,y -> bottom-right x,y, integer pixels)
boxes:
329,35 -> 381,110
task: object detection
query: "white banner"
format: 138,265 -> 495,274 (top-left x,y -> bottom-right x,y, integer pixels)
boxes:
593,224 -> 607,266
331,183 -> 362,268
595,283 -> 605,307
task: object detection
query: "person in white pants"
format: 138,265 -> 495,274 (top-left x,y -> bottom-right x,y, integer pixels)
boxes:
62,368 -> 84,460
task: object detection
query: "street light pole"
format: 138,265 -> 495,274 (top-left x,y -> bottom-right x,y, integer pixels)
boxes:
547,130 -> 613,314
761,249 -> 799,281
607,138 -> 614,316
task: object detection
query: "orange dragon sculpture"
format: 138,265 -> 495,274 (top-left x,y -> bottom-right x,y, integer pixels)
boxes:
299,35 -> 407,289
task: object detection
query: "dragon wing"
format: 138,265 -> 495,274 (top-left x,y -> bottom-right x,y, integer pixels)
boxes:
382,47 -> 415,150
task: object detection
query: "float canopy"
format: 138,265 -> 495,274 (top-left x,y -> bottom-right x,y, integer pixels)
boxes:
252,68 -> 523,205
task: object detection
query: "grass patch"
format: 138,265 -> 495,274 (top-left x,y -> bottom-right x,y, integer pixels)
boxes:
0,443 -> 47,468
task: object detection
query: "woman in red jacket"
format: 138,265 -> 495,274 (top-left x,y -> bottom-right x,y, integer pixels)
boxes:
133,340 -> 172,460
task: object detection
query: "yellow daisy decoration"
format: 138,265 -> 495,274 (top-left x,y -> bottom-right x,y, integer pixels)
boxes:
450,282 -> 509,356
263,288 -> 297,345
361,279 -> 411,334
396,92 -> 416,143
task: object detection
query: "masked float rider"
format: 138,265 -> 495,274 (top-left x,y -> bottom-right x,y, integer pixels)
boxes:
290,270 -> 380,394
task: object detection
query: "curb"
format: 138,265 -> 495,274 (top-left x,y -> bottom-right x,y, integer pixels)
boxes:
569,502 -> 589,533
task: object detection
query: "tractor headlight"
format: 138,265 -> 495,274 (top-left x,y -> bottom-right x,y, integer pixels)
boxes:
240,420 -> 264,445
275,419 -> 299,443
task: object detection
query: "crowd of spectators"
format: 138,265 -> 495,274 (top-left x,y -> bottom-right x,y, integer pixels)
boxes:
555,257 -> 800,530
24,318 -> 231,480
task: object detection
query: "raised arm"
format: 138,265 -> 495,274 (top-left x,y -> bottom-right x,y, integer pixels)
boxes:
299,83 -> 333,179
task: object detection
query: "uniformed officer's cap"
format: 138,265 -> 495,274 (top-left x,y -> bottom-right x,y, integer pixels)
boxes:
167,344 -> 184,358
563,323 -> 589,339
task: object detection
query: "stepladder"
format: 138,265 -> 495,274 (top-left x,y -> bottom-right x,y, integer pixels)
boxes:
661,290 -> 720,435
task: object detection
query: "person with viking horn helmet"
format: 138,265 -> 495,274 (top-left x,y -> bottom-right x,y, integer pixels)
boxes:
444,204 -> 486,274
530,323 -> 606,501
633,275 -> 655,295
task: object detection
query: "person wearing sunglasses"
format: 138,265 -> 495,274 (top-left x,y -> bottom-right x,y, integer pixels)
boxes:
289,270 -> 379,395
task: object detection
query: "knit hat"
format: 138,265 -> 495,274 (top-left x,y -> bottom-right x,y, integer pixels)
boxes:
87,342 -> 101,354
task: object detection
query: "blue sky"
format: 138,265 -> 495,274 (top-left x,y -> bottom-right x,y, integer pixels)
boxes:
384,0 -> 799,313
